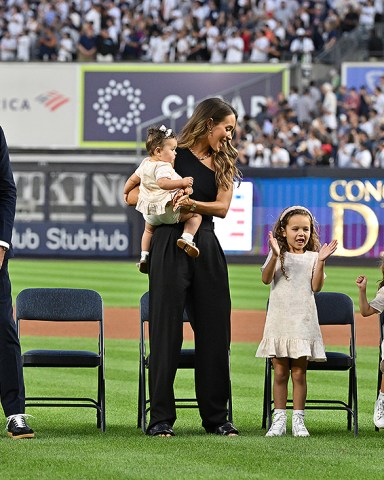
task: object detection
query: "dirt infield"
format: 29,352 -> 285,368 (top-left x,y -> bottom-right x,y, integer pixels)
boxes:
20,308 -> 380,348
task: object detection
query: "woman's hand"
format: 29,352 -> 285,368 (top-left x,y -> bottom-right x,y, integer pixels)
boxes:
173,191 -> 192,211
318,239 -> 338,261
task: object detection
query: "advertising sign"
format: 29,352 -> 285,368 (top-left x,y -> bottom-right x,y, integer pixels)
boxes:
213,181 -> 254,252
13,222 -> 130,257
80,64 -> 288,148
0,64 -> 77,148
251,176 -> 384,259
342,62 -> 384,92
0,63 -> 288,149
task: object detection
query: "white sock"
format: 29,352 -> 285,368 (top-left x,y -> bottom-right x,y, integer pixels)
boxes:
379,391 -> 384,400
181,233 -> 193,243
140,251 -> 149,261
293,409 -> 305,416
274,408 -> 286,415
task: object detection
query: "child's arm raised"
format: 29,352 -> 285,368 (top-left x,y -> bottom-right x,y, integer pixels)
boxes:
312,239 -> 338,292
157,176 -> 193,191
356,275 -> 380,316
262,232 -> 280,285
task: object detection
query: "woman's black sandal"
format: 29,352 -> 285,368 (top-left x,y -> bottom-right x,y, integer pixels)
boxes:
206,422 -> 239,436
146,422 -> 175,437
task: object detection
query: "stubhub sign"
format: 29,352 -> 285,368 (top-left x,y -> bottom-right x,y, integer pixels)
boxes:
12,222 -> 130,257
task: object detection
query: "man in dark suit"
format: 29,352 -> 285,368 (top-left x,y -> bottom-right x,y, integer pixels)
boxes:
0,127 -> 34,439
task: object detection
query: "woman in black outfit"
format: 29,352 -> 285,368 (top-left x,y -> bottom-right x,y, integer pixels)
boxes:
128,98 -> 241,436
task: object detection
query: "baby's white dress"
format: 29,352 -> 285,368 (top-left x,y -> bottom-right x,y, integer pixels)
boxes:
256,250 -> 326,361
135,157 -> 181,216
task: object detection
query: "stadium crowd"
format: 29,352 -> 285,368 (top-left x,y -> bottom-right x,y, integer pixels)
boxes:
1,0 -> 384,168
0,0 -> 381,63
234,78 -> 384,168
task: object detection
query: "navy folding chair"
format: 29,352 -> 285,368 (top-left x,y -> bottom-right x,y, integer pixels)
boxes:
16,288 -> 106,432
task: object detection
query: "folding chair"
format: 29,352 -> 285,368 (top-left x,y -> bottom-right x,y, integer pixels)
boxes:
16,288 -> 106,432
262,291 -> 358,436
137,291 -> 233,433
375,311 -> 384,432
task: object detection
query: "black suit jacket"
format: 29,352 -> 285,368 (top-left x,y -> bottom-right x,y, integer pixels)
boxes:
0,127 -> 16,259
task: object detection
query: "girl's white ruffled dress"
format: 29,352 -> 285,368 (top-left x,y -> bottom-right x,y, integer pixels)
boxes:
256,250 -> 326,362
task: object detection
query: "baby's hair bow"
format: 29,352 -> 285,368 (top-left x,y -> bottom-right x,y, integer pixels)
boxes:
159,125 -> 173,138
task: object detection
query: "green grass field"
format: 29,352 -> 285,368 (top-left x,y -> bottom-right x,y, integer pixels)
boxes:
3,259 -> 384,479
8,259 -> 382,311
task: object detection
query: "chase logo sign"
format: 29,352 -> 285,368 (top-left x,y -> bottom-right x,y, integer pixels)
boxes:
80,64 -> 288,149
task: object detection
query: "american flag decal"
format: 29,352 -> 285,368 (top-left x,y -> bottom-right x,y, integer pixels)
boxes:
35,91 -> 70,111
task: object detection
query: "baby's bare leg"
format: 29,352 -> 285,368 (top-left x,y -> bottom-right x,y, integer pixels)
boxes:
142,222 -> 156,251
179,213 -> 202,236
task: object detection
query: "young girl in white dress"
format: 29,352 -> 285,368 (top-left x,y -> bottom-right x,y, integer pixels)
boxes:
123,125 -> 202,273
256,205 -> 338,437
356,262 -> 384,429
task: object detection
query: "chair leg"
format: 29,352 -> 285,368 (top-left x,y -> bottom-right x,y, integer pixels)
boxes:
98,365 -> 106,432
262,360 -> 268,429
137,363 -> 142,429
263,358 -> 272,430
347,368 -> 352,431
353,367 -> 358,437
376,352 -> 382,432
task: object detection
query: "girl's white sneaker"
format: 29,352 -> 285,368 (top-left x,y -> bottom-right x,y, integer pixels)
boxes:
292,413 -> 310,437
265,411 -> 287,437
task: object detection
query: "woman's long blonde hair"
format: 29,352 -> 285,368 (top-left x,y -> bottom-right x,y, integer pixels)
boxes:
177,98 -> 242,190
272,206 -> 321,280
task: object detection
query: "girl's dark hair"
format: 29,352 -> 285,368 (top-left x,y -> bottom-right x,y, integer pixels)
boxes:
272,206 -> 321,279
177,97 -> 242,190
146,125 -> 176,155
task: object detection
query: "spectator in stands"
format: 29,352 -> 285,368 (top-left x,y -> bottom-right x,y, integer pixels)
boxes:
77,21 -> 97,62
271,141 -> 290,168
289,28 -> 314,64
249,28 -> 270,63
16,29 -> 31,62
0,31 -> 17,61
96,27 -> 116,62
340,3 -> 360,33
58,30 -> 75,62
247,143 -> 272,168
373,140 -> 384,167
296,87 -> 315,127
225,30 -> 244,63
120,26 -> 143,61
351,140 -> 373,167
37,25 -> 58,61
321,82 -> 338,132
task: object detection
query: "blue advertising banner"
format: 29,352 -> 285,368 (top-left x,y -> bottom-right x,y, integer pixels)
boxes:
250,176 -> 384,259
342,62 -> 384,92
13,222 -> 130,258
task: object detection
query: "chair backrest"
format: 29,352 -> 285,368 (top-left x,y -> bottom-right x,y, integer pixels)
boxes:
315,292 -> 354,326
16,288 -> 103,322
140,291 -> 188,323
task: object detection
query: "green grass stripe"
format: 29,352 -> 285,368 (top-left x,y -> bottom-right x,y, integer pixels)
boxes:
8,259 -> 380,310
